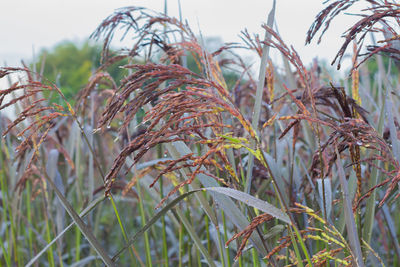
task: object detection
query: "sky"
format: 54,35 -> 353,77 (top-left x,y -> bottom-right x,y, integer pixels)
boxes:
0,0 -> 367,70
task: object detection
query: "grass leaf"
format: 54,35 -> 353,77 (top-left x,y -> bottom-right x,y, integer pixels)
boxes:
205,187 -> 290,224
335,146 -> 364,267
44,172 -> 115,266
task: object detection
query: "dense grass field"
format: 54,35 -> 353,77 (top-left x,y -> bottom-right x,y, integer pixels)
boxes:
1,1 -> 400,266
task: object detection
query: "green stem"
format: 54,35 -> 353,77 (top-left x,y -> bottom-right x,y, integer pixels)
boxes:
137,182 -> 153,266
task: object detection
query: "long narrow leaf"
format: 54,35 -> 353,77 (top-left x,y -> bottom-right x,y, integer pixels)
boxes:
381,202 -> 400,261
44,173 -> 115,266
335,146 -> 364,267
363,95 -> 385,244
112,186 -> 289,261
173,208 -> 216,267
205,187 -> 290,224
25,195 -> 106,267
111,190 -> 201,261
245,0 -> 276,194
168,141 -> 268,254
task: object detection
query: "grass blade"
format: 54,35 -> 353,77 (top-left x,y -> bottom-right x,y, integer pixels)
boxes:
317,178 -> 332,220
363,94 -> 385,244
173,208 -> 216,267
43,171 -> 115,266
335,146 -> 364,267
112,190 -> 201,261
245,0 -> 276,194
112,186 -> 290,262
205,187 -> 290,224
167,141 -> 268,255
381,202 -> 400,261
25,195 -> 106,267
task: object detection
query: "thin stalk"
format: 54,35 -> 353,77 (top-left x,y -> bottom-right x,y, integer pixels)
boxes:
1,238 -> 11,267
205,215 -> 211,254
158,145 -> 169,267
42,182 -> 55,267
179,221 -> 183,267
74,226 -> 81,263
197,245 -> 202,267
215,161 -> 227,266
88,93 -> 95,203
0,138 -> 12,266
73,126 -> 83,263
216,224 -> 226,267
251,249 -> 260,266
109,195 -> 137,264
160,181 -> 169,267
288,227 -> 304,267
222,211 -> 231,266
187,240 -> 192,267
15,178 -> 24,266
177,0 -> 187,68
25,181 -> 34,258
136,182 -> 153,266
8,179 -> 18,264
363,158 -> 381,245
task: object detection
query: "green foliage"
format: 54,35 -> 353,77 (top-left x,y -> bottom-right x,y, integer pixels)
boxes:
34,41 -> 128,103
367,56 -> 399,77
34,39 -> 238,105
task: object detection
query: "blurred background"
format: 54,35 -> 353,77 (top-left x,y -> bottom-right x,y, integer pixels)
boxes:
1,0 -> 367,68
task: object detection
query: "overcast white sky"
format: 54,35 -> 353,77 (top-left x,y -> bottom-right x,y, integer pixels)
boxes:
0,0 -> 367,69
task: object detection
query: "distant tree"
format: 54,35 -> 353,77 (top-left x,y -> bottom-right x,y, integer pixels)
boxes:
33,38 -> 240,105
366,56 -> 398,78
33,40 -> 128,103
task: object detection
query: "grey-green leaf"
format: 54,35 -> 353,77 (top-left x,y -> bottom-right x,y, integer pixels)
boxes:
205,187 -> 290,224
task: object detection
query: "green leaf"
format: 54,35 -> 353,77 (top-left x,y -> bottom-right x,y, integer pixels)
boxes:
168,141 -> 268,255
112,186 -> 290,262
245,0 -> 276,193
44,172 -> 115,266
205,187 -> 290,224
112,190 -> 201,262
25,195 -> 106,267
335,146 -> 364,267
